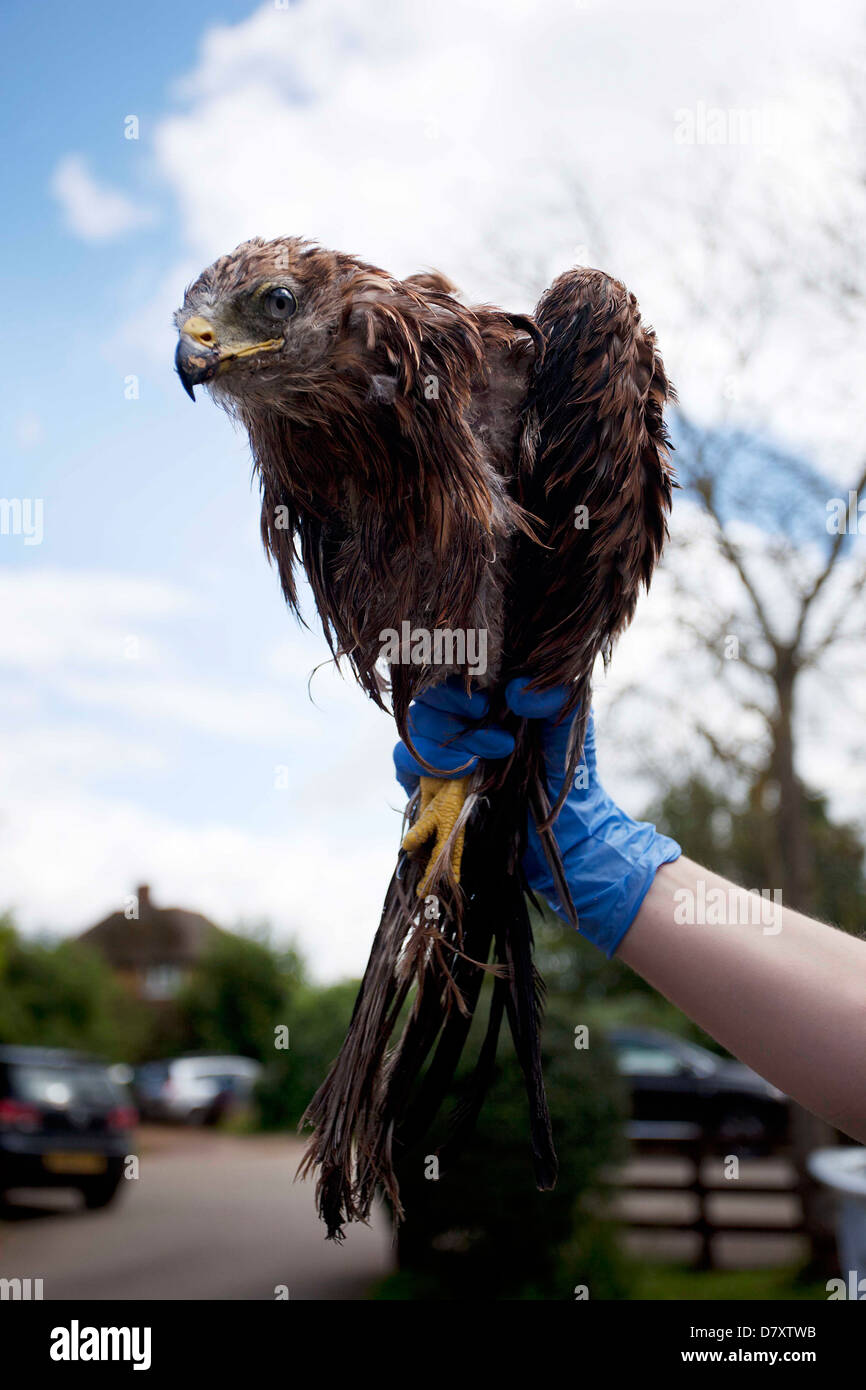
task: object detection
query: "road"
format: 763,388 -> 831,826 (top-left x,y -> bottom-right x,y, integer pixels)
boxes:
0,1127 -> 394,1300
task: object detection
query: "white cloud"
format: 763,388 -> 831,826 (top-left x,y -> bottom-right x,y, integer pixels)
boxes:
0,570 -> 188,673
58,673 -> 320,745
0,564 -> 399,976
138,0 -> 866,476
0,569 -> 343,744
51,154 -> 154,242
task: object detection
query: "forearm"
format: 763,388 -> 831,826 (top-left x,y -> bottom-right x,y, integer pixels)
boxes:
616,856 -> 866,1143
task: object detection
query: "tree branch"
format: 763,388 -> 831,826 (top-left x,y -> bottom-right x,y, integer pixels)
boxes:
793,457 -> 866,648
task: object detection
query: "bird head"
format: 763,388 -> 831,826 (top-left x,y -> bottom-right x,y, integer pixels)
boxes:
173,237 -> 347,406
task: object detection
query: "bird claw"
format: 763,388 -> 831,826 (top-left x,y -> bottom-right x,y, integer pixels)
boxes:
401,776 -> 470,896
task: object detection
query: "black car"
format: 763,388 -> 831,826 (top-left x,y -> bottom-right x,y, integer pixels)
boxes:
0,1046 -> 137,1209
607,1027 -> 790,1153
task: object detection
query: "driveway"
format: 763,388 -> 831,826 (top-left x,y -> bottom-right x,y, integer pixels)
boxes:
0,1126 -> 394,1300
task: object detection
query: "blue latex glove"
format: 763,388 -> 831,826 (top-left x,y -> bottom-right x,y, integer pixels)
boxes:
392,678 -> 517,790
393,677 -> 681,957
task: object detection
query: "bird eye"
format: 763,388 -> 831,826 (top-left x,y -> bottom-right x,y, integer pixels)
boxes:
263,287 -> 297,320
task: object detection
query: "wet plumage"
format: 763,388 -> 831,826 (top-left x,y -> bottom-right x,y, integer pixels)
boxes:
175,238 -> 675,1237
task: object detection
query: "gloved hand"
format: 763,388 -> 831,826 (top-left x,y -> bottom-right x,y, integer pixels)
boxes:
393,676 -> 681,957
392,679 -> 517,790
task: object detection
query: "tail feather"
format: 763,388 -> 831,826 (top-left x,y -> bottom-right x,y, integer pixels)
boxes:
437,974 -> 506,1171
498,878 -> 558,1190
298,736 -> 559,1236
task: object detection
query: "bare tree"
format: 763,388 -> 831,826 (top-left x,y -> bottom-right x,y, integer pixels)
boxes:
661,72 -> 866,910
670,411 -> 866,910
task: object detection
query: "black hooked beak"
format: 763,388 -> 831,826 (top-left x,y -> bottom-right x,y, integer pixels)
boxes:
175,316 -> 221,401
175,315 -> 284,400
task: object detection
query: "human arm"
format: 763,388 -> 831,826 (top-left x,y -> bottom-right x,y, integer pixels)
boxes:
619,857 -> 866,1143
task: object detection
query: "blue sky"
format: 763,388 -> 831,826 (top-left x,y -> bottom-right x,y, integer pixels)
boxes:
1,0 -> 863,977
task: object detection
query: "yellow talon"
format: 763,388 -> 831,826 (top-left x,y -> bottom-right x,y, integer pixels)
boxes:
401,776 -> 470,896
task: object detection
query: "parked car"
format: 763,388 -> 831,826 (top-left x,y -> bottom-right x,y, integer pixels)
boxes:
607,1026 -> 790,1153
133,1055 -> 263,1125
0,1046 -> 136,1209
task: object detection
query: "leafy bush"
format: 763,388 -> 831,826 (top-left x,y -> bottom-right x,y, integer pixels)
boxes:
176,929 -> 304,1062
256,979 -> 359,1129
0,914 -> 150,1060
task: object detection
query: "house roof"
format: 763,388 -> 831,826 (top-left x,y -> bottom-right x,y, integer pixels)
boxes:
78,885 -> 223,970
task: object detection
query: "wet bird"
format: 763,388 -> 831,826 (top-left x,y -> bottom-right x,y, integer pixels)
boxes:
174,238 -> 675,1237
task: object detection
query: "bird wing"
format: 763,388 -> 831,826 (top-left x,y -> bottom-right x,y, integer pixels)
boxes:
510,267 -> 676,814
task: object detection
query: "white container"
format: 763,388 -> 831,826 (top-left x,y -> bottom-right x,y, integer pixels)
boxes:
808,1147 -> 866,1287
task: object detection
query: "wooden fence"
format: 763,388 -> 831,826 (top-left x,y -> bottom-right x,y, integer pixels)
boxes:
608,1114 -> 838,1274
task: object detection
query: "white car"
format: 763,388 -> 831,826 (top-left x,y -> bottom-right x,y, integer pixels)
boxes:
134,1055 -> 263,1125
